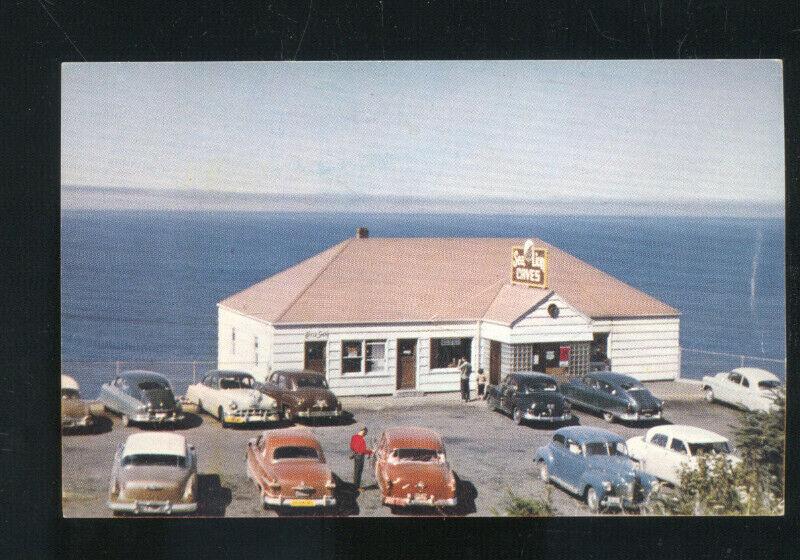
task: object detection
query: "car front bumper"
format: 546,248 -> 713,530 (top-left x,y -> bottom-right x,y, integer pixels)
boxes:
224,410 -> 281,424
62,416 -> 94,428
524,411 -> 573,422
130,413 -> 185,424
617,411 -> 662,421
383,495 -> 458,507
107,500 -> 198,515
263,495 -> 337,507
601,495 -> 645,510
296,409 -> 341,418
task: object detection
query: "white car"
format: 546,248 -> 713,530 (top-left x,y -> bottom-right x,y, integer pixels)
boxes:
701,367 -> 783,413
186,370 -> 280,427
626,425 -> 739,486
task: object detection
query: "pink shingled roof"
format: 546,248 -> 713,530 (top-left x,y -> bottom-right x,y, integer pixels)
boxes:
218,237 -> 678,325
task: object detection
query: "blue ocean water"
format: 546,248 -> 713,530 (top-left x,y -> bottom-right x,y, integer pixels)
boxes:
61,211 -> 785,394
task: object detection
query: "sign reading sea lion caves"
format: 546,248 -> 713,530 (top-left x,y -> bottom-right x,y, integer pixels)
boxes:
511,240 -> 548,288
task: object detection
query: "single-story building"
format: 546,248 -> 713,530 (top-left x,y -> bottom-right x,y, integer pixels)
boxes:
217,229 -> 680,396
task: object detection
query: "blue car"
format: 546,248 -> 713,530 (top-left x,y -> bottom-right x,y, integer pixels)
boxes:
535,426 -> 659,513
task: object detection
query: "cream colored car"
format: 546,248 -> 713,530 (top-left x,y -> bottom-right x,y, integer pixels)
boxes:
186,370 -> 280,427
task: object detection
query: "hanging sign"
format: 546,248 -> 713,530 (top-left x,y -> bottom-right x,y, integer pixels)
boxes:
559,345 -> 570,367
511,239 -> 548,289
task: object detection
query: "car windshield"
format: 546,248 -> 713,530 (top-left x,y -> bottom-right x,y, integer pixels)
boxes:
392,448 -> 441,462
620,382 -> 645,391
122,454 -> 186,468
520,380 -> 557,393
585,441 -> 628,457
138,381 -> 168,391
273,446 -> 319,461
61,388 -> 80,400
220,376 -> 255,389
295,376 -> 328,389
758,380 -> 781,390
689,442 -> 731,455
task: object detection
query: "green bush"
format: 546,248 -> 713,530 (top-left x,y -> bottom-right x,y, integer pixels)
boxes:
491,488 -> 554,517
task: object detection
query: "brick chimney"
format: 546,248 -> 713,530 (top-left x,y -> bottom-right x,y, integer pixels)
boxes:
356,227 -> 369,239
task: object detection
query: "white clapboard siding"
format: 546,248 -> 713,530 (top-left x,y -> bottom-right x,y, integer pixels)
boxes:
510,293 -> 594,343
217,306 -> 275,381
592,317 -> 680,381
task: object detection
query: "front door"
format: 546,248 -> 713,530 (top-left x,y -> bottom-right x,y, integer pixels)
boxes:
304,341 -> 327,374
396,339 -> 417,390
489,340 -> 501,385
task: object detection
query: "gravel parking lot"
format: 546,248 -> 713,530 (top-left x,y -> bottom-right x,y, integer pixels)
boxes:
62,381 -> 742,517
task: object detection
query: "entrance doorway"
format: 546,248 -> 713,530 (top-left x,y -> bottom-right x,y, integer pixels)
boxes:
304,341 -> 327,374
396,339 -> 417,390
489,340 -> 501,385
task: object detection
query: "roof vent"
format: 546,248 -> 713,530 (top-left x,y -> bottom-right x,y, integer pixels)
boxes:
356,227 -> 369,239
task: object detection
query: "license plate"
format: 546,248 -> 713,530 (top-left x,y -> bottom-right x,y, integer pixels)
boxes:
414,493 -> 428,501
606,496 -> 622,507
308,411 -> 332,417
227,417 -> 245,423
288,499 -> 315,507
155,413 -> 167,420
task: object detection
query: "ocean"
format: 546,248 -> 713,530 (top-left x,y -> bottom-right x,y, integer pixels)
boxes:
61,211 -> 786,396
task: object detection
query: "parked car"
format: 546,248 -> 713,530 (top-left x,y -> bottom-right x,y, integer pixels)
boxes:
186,370 -> 280,427
107,432 -> 198,515
260,369 -> 342,422
246,427 -> 337,509
99,370 -> 183,427
486,371 -> 572,425
61,374 -> 95,431
702,367 -> 783,412
535,426 -> 659,513
374,427 -> 457,510
626,425 -> 739,486
560,371 -> 663,423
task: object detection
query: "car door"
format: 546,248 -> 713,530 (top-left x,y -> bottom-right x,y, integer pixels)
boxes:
666,437 -> 690,483
547,434 -> 568,481
118,379 -> 142,416
501,377 -> 517,413
738,375 -> 754,409
564,377 -> 589,407
101,378 -> 120,412
720,372 -> 741,404
644,433 -> 669,480
560,438 -> 585,491
596,381 -> 619,414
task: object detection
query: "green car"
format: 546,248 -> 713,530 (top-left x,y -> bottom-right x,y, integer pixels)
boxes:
560,372 -> 663,423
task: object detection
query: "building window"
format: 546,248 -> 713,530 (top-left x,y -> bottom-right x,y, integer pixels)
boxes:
430,337 -> 472,369
342,340 -> 363,373
366,340 -> 386,372
254,337 -> 259,366
231,328 -> 236,355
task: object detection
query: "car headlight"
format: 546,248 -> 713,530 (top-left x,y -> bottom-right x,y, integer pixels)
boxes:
137,404 -> 147,412
602,481 -> 613,492
229,401 -> 238,411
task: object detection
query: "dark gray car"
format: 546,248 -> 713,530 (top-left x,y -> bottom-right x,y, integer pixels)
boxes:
99,370 -> 184,427
560,371 -> 663,423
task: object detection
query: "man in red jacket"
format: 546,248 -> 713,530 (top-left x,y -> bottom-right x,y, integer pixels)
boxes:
350,427 -> 372,490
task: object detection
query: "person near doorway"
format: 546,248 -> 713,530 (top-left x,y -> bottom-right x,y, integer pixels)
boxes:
459,358 -> 472,402
476,368 -> 487,400
350,426 -> 372,490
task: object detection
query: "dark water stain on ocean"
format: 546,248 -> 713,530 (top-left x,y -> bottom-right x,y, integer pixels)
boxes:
61,211 -> 786,394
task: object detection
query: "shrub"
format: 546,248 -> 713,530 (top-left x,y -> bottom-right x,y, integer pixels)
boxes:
491,488 -> 554,517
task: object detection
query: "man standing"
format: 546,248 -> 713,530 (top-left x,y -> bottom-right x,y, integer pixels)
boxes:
350,426 -> 372,490
459,357 -> 472,402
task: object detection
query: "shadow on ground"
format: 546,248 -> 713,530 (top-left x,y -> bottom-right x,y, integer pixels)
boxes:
197,474 -> 232,516
63,415 -> 114,436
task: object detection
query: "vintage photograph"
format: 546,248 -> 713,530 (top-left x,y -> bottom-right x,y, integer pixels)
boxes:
61,60 -> 785,517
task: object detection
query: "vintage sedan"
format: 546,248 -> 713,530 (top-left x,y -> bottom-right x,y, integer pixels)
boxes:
374,427 -> 457,510
107,432 -> 198,515
535,426 -> 659,513
486,371 -> 572,425
626,425 -> 739,486
99,370 -> 183,427
560,371 -> 663,423
187,370 -> 280,427
246,427 -> 337,509
61,374 -> 95,430
702,367 -> 783,412
260,370 -> 342,421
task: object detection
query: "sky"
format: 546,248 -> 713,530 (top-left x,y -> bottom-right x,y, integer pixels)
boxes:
61,60 -> 785,217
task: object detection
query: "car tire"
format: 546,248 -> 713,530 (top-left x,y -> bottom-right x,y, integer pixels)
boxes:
512,407 -> 524,425
283,407 -> 293,423
586,487 -> 600,513
539,461 -> 550,483
704,388 -> 715,403
197,400 -> 203,414
218,406 -> 228,428
602,412 -> 615,423
121,415 -> 130,427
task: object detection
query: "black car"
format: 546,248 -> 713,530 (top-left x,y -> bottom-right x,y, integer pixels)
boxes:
486,372 -> 573,425
560,371 -> 663,423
